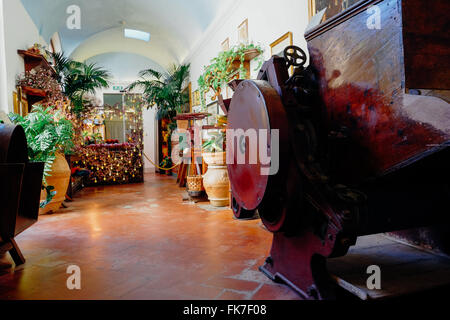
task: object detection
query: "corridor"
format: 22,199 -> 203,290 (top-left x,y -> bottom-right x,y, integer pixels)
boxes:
0,173 -> 299,300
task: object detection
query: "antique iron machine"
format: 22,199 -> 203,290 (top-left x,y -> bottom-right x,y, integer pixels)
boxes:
226,0 -> 449,299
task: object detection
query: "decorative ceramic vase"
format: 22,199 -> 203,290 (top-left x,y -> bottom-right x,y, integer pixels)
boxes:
202,152 -> 230,207
39,152 -> 70,215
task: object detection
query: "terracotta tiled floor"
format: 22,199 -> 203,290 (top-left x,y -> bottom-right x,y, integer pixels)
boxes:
0,173 -> 300,300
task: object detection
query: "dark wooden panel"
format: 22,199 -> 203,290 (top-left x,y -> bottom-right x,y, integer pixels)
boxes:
15,162 -> 44,236
0,164 -> 24,241
306,0 -> 450,183
402,0 -> 450,89
0,125 -> 28,164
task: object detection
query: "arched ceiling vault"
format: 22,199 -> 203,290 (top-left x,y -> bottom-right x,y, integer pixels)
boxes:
86,52 -> 166,83
21,0 -> 236,69
70,27 -> 180,67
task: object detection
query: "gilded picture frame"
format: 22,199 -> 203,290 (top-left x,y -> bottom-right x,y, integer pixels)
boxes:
308,0 -> 315,20
270,32 -> 294,74
192,90 -> 201,107
221,38 -> 230,52
181,82 -> 192,113
238,19 -> 248,44
308,0 -> 361,22
270,31 -> 293,57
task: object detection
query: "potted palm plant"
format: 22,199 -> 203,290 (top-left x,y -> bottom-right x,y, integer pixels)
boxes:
202,131 -> 229,207
128,64 -> 190,121
128,64 -> 190,160
10,105 -> 74,214
51,52 -> 111,115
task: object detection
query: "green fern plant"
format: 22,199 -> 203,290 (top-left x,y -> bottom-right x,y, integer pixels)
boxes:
9,105 -> 74,206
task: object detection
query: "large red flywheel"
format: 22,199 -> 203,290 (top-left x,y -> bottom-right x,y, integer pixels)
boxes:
227,80 -> 290,227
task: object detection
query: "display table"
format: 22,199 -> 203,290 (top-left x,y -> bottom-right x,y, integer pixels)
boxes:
75,142 -> 144,186
173,113 -> 210,187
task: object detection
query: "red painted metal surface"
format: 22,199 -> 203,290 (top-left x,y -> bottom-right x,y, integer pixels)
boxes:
227,81 -> 288,211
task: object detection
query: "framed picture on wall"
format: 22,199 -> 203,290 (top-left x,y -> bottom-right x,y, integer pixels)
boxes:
270,31 -> 293,57
238,19 -> 248,44
192,90 -> 201,107
13,87 -> 29,116
206,101 -> 219,126
181,82 -> 192,113
188,83 -> 193,112
12,91 -> 20,115
308,0 -> 360,22
270,32 -> 294,75
221,38 -> 230,51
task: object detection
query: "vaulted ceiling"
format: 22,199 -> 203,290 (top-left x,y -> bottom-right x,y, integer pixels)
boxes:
21,0 -> 236,71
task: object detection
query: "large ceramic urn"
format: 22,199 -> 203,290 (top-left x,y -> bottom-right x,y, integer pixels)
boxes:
39,152 -> 71,215
202,152 -> 230,207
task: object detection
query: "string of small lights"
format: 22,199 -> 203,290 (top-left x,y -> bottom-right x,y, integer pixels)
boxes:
73,94 -> 147,185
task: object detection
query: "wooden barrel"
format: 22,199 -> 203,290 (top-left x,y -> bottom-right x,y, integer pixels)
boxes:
0,124 -> 28,164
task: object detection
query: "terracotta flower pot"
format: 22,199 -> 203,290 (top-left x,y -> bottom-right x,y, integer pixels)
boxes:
176,120 -> 189,130
202,152 -> 229,207
39,152 -> 71,215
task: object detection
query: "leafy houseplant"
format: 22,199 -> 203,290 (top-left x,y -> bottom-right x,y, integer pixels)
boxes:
10,105 -> 74,207
51,52 -> 111,115
202,131 -> 225,153
197,43 -> 263,108
128,64 -> 191,121
128,64 -> 190,159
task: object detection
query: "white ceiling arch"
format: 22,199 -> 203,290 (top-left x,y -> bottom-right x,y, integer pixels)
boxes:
20,0 -> 237,68
85,52 -> 167,83
70,27 -> 180,68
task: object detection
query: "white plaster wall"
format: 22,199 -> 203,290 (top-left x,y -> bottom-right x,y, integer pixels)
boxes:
0,0 -> 8,113
1,0 -> 46,112
142,106 -> 157,172
185,0 -> 310,96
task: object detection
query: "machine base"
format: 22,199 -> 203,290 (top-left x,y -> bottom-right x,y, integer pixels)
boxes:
259,232 -> 337,300
260,233 -> 450,300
